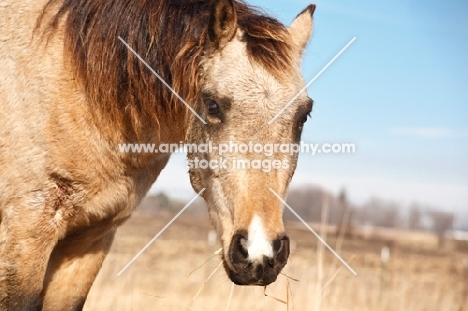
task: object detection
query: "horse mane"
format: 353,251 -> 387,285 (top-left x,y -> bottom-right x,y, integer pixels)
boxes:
37,0 -> 294,138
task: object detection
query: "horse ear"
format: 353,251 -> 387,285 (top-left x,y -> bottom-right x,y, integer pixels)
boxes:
288,4 -> 316,51
208,0 -> 237,50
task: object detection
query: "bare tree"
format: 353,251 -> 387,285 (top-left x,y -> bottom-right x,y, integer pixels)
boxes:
358,198 -> 401,228
286,186 -> 324,222
286,186 -> 346,226
335,187 -> 350,236
429,211 -> 454,248
408,203 -> 422,230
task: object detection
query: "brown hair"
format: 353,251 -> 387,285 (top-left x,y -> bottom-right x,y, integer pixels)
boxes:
38,0 -> 294,137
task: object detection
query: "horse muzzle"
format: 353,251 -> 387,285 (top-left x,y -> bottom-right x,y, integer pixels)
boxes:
223,232 -> 290,286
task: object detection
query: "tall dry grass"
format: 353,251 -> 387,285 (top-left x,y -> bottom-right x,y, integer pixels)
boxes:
84,212 -> 467,311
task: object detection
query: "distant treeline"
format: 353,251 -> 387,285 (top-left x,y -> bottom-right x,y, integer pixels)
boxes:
139,185 -> 462,239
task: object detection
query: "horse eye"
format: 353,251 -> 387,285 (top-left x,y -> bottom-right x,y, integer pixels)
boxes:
206,100 -> 220,116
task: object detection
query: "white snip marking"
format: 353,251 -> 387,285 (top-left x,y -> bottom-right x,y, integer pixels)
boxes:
244,215 -> 273,262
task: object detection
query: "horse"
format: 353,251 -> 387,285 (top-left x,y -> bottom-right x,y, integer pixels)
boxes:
0,0 -> 315,309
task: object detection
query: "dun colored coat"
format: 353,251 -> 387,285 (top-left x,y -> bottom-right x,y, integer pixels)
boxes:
0,0 -> 315,309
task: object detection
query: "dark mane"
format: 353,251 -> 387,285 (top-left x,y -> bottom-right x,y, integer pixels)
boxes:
38,0 -> 294,137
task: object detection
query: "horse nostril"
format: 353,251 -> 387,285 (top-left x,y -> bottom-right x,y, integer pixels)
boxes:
272,235 -> 290,268
229,232 -> 249,265
266,257 -> 275,268
238,237 -> 248,258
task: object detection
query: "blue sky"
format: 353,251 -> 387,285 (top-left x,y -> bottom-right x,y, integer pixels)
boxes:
151,0 -> 468,216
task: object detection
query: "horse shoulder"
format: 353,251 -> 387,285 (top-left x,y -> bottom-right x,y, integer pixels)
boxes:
0,0 -> 164,238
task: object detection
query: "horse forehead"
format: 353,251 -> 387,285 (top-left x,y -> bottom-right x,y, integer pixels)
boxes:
204,40 -> 303,104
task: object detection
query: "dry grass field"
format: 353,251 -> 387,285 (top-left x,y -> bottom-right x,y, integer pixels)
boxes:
84,211 -> 468,311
